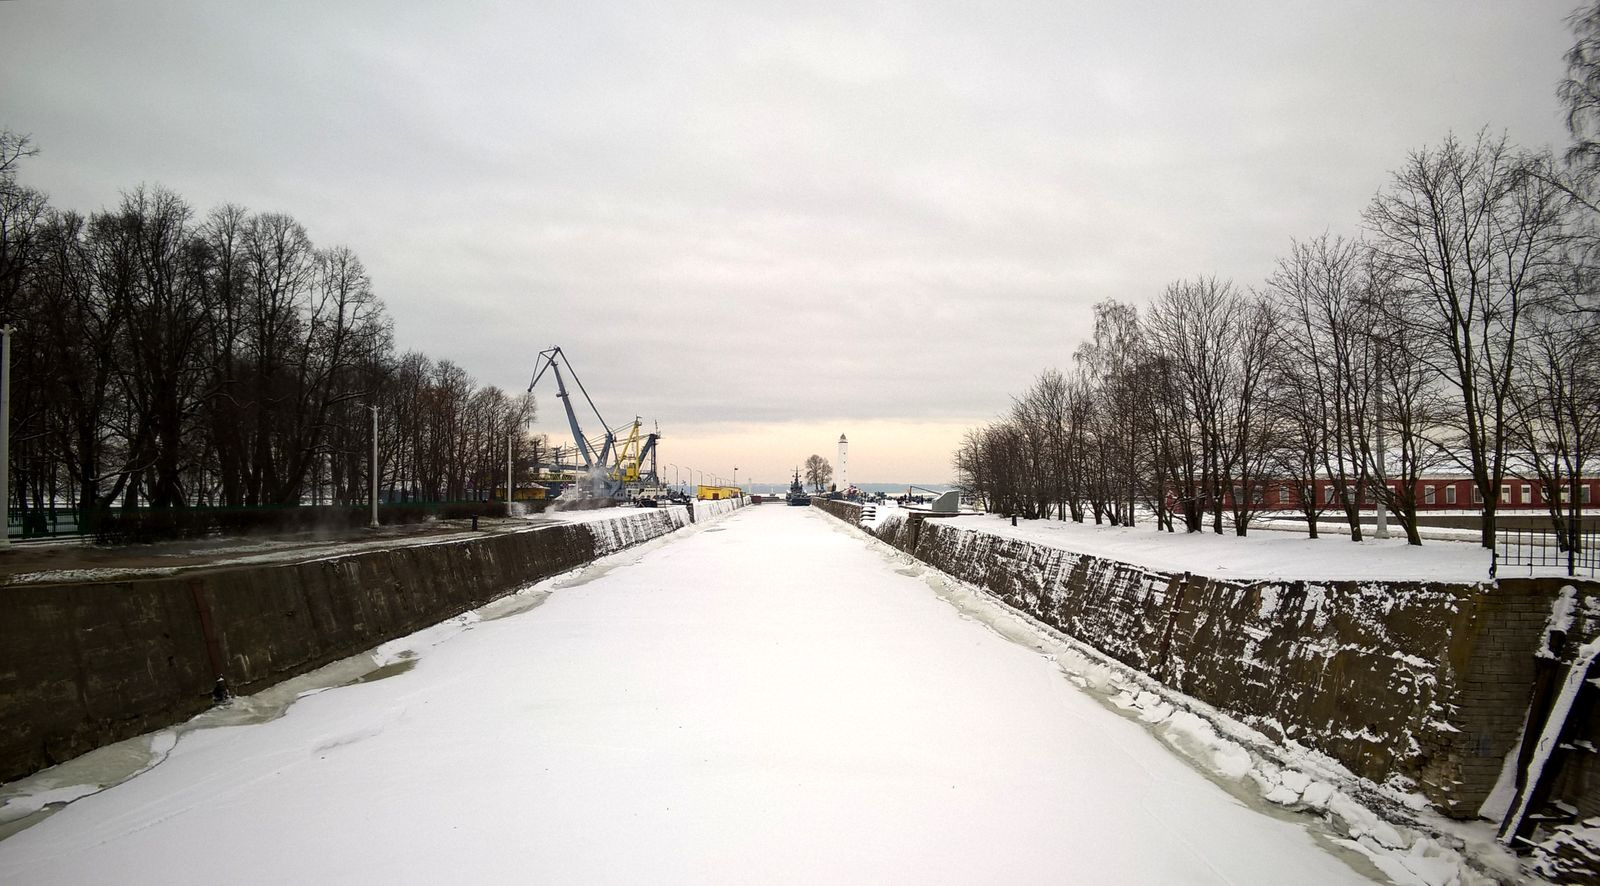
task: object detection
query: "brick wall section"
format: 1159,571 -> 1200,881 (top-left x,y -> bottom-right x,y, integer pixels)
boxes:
811,498 -> 1585,816
0,509 -> 688,783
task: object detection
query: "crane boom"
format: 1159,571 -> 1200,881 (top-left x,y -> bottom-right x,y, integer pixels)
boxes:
528,346 -> 609,469
527,346 -> 661,499
551,362 -> 594,467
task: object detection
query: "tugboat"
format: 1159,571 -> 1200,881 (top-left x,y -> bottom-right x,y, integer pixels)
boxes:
786,468 -> 811,506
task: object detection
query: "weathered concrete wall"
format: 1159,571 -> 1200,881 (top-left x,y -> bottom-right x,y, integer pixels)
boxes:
0,509 -> 688,783
811,499 -> 1583,817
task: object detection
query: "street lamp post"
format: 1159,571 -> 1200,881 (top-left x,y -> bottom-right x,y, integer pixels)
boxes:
369,405 -> 380,528
0,326 -> 10,548
1373,357 -> 1389,540
1366,326 -> 1391,541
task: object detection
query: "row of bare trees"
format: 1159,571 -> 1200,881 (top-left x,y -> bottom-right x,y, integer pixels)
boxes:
0,135 -> 538,530
959,132 -> 1598,549
961,7 -> 1600,551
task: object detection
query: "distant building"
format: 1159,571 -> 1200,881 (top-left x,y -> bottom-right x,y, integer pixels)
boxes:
1208,475 -> 1598,512
838,434 -> 848,492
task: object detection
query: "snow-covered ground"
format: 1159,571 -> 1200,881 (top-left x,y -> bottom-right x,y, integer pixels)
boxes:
2,506 -> 1479,884
918,510 -> 1496,582
3,504 -> 684,585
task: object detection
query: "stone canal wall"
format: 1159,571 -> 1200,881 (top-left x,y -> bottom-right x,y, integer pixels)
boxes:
810,498 -> 1582,818
0,508 -> 693,783
690,495 -> 748,522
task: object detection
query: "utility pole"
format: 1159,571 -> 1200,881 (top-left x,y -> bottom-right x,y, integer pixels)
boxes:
369,405 -> 380,529
0,326 -> 10,549
1373,359 -> 1389,540
506,433 -> 514,504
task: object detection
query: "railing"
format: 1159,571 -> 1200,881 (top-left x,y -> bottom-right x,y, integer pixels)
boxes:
1495,520 -> 1599,578
3,500 -> 517,542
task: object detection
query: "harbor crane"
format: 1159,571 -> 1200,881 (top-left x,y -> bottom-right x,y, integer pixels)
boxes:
527,346 -> 660,499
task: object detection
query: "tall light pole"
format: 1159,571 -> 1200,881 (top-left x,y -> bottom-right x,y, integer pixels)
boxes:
506,433 -> 514,505
1373,352 -> 1389,540
369,405 -> 380,528
0,326 -> 10,548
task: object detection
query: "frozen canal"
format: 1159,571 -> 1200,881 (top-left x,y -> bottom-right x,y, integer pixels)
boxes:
0,506 -> 1374,884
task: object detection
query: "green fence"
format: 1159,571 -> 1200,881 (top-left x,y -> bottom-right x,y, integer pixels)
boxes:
3,500 -> 517,543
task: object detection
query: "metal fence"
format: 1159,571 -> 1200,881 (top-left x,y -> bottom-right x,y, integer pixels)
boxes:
3,499 -> 516,542
5,507 -> 92,539
1495,519 -> 1600,578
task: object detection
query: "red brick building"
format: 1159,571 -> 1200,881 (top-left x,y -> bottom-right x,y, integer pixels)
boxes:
1222,475 -> 1598,512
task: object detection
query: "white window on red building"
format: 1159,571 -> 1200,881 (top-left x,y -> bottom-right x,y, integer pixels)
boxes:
1445,485 -> 1456,505
1585,485 -> 1594,505
1279,485 -> 1288,504
1424,485 -> 1435,505
1323,486 -> 1335,504
1501,484 -> 1512,503
1522,485 -> 1532,504
1473,486 -> 1483,504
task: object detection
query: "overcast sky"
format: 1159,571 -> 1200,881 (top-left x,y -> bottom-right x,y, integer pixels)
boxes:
0,0 -> 1579,486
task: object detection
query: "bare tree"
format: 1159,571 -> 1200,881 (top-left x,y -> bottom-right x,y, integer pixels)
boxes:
803,454 -> 832,492
1360,272 -> 1453,546
1563,3 -> 1600,189
1510,277 -> 1600,560
98,185 -> 211,508
1146,278 -> 1246,533
1075,300 -> 1144,525
1221,293 -> 1281,536
1136,353 -> 1187,532
0,130 -> 47,322
1364,133 -> 1570,547
1267,234 -> 1376,539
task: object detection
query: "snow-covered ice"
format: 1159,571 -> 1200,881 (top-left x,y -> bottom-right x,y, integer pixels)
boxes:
0,506 -> 1380,884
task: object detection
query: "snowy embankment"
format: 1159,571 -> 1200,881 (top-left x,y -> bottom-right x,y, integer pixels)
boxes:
0,505 -> 1386,885
691,495 -> 747,521
925,510 -> 1493,582
543,505 -> 694,554
843,501 -> 1532,884
900,556 -> 1524,886
828,499 -> 1579,880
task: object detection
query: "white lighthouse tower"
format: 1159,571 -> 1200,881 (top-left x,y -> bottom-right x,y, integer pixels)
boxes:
837,433 -> 848,492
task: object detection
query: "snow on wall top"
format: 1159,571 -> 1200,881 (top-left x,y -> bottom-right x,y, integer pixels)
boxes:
935,513 -> 1493,582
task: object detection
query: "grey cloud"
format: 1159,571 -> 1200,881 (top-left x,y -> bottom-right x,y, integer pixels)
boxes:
1,0 -> 1576,454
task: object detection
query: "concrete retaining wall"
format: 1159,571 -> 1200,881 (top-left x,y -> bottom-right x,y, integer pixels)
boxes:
691,495 -> 748,522
0,508 -> 690,783
812,498 -> 1584,817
